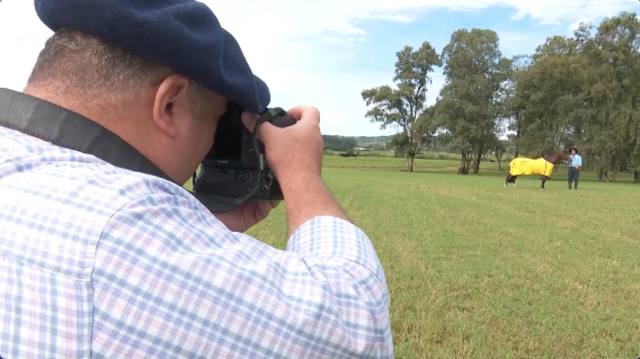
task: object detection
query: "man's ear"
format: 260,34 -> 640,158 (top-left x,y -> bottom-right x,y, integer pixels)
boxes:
152,74 -> 191,138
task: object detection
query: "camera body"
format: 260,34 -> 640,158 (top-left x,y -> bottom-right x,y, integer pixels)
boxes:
193,103 -> 294,212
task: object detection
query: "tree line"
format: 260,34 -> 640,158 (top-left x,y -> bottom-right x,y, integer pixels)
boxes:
322,135 -> 358,152
362,12 -> 640,182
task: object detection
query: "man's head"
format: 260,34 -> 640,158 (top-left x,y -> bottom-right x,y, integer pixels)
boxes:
25,29 -> 226,184
26,0 -> 270,184
570,147 -> 578,155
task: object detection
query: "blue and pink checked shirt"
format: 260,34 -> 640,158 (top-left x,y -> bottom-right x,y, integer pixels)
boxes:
0,124 -> 392,358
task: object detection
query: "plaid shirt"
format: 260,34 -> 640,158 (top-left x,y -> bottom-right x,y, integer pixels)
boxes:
0,125 -> 392,358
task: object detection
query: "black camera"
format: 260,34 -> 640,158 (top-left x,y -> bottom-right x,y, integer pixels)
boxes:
192,103 -> 295,212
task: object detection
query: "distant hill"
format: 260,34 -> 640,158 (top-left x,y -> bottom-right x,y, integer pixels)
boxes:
352,136 -> 392,149
322,135 -> 392,151
322,135 -> 391,151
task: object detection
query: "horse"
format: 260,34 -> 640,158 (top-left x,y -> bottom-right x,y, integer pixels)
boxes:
505,150 -> 570,189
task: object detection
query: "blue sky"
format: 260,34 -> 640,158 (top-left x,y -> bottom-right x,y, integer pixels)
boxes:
1,1 -> 639,136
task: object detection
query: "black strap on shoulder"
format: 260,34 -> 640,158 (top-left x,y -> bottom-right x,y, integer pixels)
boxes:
0,88 -> 239,212
0,88 -> 172,182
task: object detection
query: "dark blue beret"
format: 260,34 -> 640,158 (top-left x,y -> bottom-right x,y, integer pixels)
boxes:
34,0 -> 270,113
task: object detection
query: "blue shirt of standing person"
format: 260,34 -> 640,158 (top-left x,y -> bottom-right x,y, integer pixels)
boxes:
568,147 -> 583,189
569,151 -> 583,168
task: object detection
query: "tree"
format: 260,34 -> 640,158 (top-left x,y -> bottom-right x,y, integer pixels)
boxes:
322,135 -> 357,152
510,36 -> 584,157
578,13 -> 640,181
362,42 -> 441,172
509,13 -> 640,183
437,29 -> 512,174
489,137 -> 508,171
387,133 -> 409,157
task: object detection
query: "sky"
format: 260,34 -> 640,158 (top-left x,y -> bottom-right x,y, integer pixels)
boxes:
1,1 -> 639,136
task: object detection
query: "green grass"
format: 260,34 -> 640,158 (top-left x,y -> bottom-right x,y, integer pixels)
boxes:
247,156 -> 640,358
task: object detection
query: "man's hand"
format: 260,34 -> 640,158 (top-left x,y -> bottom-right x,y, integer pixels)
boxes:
215,200 -> 279,232
242,107 -> 349,236
253,106 -> 324,180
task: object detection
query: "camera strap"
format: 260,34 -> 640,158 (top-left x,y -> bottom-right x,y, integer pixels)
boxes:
0,88 -> 229,212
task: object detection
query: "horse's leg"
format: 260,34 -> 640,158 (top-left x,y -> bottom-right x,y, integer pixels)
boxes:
541,176 -> 547,189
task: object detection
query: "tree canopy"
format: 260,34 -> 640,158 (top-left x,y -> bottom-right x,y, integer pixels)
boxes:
363,11 -> 640,181
436,28 -> 512,174
362,41 -> 441,172
511,12 -> 640,181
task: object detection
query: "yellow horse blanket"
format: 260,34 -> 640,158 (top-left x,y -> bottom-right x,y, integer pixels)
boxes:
508,157 -> 554,177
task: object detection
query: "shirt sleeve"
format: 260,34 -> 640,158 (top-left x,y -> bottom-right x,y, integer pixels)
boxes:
91,191 -> 392,358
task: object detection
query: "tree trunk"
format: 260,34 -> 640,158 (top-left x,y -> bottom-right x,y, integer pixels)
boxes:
634,170 -> 639,183
472,147 -> 482,174
458,149 -> 471,175
514,126 -> 521,158
406,155 -> 415,172
598,168 -> 609,182
497,154 -> 503,171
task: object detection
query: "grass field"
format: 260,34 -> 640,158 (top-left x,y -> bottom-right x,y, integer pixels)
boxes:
247,156 -> 640,358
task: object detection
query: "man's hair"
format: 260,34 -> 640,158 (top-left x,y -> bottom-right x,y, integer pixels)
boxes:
28,29 -> 211,109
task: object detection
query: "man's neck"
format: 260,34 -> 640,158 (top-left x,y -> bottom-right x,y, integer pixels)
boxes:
21,86 -> 175,180
25,87 -> 93,119
24,86 -> 149,152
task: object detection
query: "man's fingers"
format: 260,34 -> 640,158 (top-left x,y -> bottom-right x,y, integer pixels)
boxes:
269,200 -> 280,209
287,106 -> 320,125
258,200 -> 280,212
253,200 -> 276,221
242,110 -> 279,143
241,111 -> 258,132
244,107 -> 319,145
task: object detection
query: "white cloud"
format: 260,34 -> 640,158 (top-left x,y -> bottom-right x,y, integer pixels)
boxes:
0,1 -> 52,90
1,0 -> 638,135
207,0 -> 639,38
203,0 -> 638,135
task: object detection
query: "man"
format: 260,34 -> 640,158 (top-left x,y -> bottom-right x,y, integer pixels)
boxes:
0,0 -> 392,357
568,147 -> 583,190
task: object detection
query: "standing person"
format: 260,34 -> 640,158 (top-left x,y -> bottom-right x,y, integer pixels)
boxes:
568,147 -> 583,190
0,0 -> 392,357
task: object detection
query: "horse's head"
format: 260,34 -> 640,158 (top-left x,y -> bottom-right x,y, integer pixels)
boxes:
558,150 -> 570,163
545,150 -> 570,164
